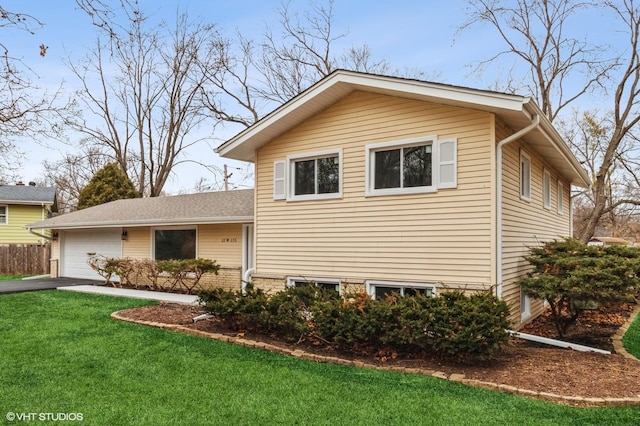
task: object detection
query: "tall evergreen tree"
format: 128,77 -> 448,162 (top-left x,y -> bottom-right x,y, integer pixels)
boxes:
77,163 -> 140,209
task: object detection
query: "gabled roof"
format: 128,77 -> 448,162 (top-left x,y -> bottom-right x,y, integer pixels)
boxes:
216,70 -> 589,188
0,184 -> 57,206
27,189 -> 254,230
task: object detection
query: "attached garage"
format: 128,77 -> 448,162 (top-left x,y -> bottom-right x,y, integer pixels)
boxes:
60,229 -> 123,280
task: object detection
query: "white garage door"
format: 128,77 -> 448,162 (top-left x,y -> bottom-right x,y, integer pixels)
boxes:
61,229 -> 123,280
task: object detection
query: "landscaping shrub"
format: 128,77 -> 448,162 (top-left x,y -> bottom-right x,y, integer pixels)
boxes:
519,238 -> 640,337
199,286 -> 270,331
201,286 -> 511,359
311,291 -> 510,358
85,255 -> 219,294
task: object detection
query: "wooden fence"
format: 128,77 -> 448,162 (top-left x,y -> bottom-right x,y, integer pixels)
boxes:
0,244 -> 51,275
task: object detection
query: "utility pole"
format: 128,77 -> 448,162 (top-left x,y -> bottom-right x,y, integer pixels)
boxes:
223,164 -> 233,191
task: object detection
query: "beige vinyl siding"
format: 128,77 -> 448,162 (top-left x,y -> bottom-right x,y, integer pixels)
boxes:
499,118 -> 572,326
122,224 -> 243,267
0,204 -> 50,243
255,91 -> 495,287
122,227 -> 151,258
198,224 -> 243,267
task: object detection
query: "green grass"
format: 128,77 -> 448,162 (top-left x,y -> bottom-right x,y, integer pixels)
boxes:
0,274 -> 31,281
623,309 -> 640,357
1,291 -> 639,425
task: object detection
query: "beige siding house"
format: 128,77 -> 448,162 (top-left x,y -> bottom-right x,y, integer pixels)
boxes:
27,190 -> 254,291
217,71 -> 589,327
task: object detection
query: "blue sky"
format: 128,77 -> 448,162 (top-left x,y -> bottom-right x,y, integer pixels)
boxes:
3,0 -> 610,193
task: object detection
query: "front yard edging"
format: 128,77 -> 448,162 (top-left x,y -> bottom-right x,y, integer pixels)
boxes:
110,309 -> 640,407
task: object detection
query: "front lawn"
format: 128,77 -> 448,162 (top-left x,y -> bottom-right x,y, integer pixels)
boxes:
0,291 -> 638,425
0,274 -> 30,281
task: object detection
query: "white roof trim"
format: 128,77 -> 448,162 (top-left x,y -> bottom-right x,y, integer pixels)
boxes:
27,216 -> 255,230
217,70 -> 589,188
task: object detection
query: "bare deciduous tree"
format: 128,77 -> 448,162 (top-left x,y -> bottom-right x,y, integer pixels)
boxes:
42,144 -> 112,213
203,0 -> 391,129
0,6 -> 65,181
460,0 -> 614,122
71,1 -> 223,196
462,0 -> 640,242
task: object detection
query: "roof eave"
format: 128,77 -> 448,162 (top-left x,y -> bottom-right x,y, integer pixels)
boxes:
216,70 -> 530,162
27,216 -> 255,230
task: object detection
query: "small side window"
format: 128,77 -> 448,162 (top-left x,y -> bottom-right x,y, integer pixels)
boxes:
520,151 -> 531,201
543,169 -> 551,209
557,181 -> 564,215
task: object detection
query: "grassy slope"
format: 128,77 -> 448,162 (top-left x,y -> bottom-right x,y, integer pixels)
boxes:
623,308 -> 640,358
0,291 -> 638,425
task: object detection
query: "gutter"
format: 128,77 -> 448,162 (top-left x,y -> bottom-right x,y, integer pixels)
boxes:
27,227 -> 55,241
495,113 -> 540,299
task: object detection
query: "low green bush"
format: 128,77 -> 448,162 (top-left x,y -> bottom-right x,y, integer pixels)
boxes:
519,238 -> 640,337
311,291 -> 510,358
200,286 -> 511,359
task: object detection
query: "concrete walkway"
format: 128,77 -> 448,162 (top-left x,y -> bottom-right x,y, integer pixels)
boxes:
58,285 -> 199,304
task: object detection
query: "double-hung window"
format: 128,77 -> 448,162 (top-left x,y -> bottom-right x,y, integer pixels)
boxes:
366,136 -> 456,196
286,149 -> 342,201
0,206 -> 6,224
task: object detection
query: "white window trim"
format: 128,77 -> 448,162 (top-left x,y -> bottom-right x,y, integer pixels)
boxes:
557,180 -> 564,215
286,149 -> 343,201
0,205 -> 7,225
151,225 -> 198,260
366,280 -> 436,299
542,168 -> 552,209
287,276 -> 341,293
520,150 -> 532,202
365,136 -> 438,197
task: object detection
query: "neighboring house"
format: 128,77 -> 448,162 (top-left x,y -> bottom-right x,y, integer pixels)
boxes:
26,190 -> 254,290
216,70 -> 590,328
0,183 -> 57,244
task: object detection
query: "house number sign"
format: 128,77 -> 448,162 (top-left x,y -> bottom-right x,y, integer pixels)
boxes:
221,238 -> 237,243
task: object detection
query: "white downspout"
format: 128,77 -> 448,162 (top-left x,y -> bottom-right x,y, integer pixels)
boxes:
242,267 -> 254,296
496,113 -> 540,299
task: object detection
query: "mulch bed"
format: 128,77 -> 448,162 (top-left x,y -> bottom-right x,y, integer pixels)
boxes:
113,300 -> 640,406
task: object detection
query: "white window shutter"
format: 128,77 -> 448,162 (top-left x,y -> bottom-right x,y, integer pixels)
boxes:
273,160 -> 286,200
437,138 -> 457,189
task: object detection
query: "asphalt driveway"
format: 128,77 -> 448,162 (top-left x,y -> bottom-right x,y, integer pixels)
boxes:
0,277 -> 101,294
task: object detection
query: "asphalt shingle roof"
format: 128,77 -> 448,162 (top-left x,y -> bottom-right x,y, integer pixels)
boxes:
27,189 -> 254,230
0,185 -> 56,204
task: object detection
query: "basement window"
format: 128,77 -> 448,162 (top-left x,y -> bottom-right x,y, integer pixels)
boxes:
367,281 -> 435,300
287,277 -> 340,293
